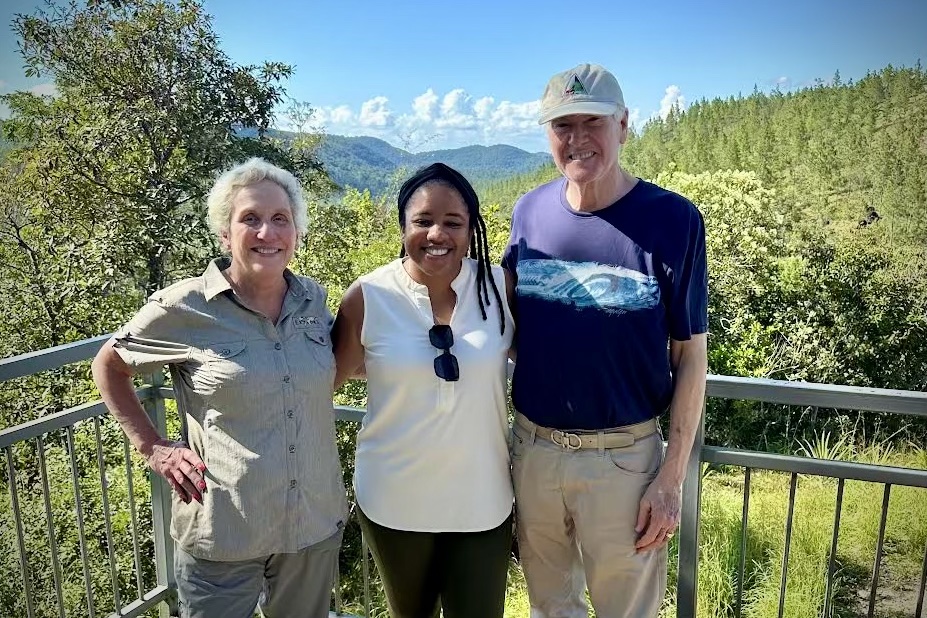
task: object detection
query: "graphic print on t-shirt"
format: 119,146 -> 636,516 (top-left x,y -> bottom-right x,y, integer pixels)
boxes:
516,259 -> 660,314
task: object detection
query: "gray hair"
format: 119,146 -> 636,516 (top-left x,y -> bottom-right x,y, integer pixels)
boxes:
206,157 -> 309,239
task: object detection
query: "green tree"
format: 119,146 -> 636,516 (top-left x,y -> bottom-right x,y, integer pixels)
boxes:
3,0 -> 328,301
0,2 -> 333,615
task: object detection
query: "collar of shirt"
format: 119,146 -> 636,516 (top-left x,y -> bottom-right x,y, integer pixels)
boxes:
202,257 -> 315,303
396,256 -> 474,297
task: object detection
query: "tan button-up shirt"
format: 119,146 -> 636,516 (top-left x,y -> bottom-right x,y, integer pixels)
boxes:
114,258 -> 348,561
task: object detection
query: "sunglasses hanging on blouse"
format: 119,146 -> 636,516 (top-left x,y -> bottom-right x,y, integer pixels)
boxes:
429,324 -> 459,382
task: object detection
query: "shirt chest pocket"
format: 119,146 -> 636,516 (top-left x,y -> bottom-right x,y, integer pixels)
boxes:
191,340 -> 248,395
302,328 -> 335,373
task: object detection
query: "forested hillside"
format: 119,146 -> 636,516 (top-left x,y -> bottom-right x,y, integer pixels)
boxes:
623,67 -> 927,246
316,134 -> 551,194
0,1 -> 925,615
251,128 -> 552,195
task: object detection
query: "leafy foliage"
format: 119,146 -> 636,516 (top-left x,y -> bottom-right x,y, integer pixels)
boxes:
0,1 -> 332,615
1,2 -> 926,615
623,66 -> 927,247
2,0 -> 330,303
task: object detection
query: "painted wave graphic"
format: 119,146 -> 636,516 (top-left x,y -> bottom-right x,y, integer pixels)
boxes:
516,259 -> 660,312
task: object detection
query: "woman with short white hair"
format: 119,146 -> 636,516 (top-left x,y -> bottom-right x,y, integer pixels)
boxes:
92,157 -> 347,618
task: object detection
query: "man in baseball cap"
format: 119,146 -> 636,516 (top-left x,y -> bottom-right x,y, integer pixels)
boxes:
537,62 -> 626,123
502,63 -> 708,617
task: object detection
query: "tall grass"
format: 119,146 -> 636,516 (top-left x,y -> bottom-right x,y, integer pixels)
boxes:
650,443 -> 927,618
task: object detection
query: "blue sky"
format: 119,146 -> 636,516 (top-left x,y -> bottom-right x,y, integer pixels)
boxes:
1,0 -> 925,152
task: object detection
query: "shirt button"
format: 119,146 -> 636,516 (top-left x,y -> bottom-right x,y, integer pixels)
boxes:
283,375 -> 290,383
289,479 -> 297,489
288,445 -> 296,453
286,410 -> 294,418
274,343 -> 282,350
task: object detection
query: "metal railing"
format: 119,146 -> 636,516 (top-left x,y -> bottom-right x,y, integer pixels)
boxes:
1,336 -> 175,618
2,337 -> 926,617
678,377 -> 927,618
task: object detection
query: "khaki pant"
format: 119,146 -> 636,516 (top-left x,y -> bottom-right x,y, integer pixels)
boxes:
174,529 -> 342,618
511,414 -> 667,618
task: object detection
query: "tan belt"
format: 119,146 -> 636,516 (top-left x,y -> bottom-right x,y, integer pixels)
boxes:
515,413 -> 659,450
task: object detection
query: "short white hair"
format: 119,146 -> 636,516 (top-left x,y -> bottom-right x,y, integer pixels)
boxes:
206,158 -> 309,239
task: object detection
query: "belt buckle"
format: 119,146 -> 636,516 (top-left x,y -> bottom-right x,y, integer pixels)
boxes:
551,430 -> 582,450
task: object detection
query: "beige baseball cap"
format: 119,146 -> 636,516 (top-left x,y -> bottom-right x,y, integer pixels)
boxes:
538,63 -> 625,124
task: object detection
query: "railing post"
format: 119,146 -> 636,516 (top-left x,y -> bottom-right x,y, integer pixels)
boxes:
144,371 -> 178,617
676,401 -> 705,618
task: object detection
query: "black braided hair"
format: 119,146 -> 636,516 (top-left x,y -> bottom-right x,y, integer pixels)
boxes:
397,163 -> 505,335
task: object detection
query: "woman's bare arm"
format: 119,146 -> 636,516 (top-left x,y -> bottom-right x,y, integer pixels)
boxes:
91,341 -> 206,503
504,268 -> 518,362
332,280 -> 367,391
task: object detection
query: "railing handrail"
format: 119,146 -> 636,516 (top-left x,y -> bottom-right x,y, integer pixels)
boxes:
0,334 -> 111,382
3,335 -> 926,419
703,445 -> 927,487
0,400 -> 109,450
3,335 -> 926,618
706,373 -> 927,417
0,394 -> 368,449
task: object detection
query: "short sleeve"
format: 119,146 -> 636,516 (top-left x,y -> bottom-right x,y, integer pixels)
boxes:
316,282 -> 335,331
501,205 -> 521,275
112,298 -> 193,374
668,206 -> 708,340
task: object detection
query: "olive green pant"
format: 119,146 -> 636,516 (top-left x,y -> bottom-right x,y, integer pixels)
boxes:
356,507 -> 512,618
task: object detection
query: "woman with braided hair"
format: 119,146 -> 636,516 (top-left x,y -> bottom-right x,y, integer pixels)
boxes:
333,162 -> 515,618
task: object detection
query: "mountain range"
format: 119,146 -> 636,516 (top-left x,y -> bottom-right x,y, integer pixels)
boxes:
316,134 -> 551,195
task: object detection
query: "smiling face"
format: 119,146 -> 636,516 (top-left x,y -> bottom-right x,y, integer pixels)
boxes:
401,182 -> 472,285
547,111 -> 628,189
221,179 -> 297,284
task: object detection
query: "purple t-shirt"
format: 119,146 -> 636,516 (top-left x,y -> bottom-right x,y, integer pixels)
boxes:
502,177 -> 708,430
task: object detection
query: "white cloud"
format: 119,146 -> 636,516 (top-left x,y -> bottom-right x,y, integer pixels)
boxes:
328,105 -> 353,124
306,88 -> 547,152
473,96 -> 494,120
358,96 -> 391,127
628,107 -> 641,129
411,89 -> 438,121
658,85 -> 686,119
437,89 -> 478,129
29,82 -> 57,97
0,80 -> 56,98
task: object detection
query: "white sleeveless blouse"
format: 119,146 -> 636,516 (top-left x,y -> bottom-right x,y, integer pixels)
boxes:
354,258 -> 514,531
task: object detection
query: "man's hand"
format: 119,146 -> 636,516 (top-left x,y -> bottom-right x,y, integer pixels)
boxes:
633,333 -> 707,553
634,469 -> 681,553
145,439 -> 207,504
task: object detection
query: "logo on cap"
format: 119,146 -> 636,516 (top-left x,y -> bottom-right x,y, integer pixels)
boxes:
564,74 -> 587,97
